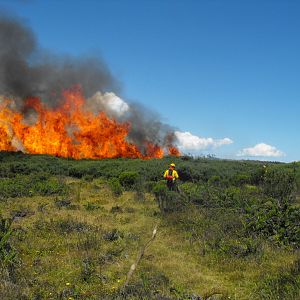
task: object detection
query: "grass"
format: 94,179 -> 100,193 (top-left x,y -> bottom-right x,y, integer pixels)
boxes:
0,177 -> 299,299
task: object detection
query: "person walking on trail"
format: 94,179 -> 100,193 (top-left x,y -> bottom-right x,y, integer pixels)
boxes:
163,163 -> 179,191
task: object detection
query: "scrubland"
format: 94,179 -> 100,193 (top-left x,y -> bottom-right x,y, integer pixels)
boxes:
0,152 -> 299,299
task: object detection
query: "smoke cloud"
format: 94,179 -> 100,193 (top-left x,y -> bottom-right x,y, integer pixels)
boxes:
124,103 -> 176,153
0,14 -> 178,153
0,14 -> 117,107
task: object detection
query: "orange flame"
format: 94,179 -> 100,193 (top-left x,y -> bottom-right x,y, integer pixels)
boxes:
0,88 -> 179,159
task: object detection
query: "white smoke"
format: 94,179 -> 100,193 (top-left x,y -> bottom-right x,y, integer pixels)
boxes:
175,131 -> 233,151
86,91 -> 129,118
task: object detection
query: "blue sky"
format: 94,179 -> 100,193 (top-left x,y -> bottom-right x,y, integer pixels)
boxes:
1,0 -> 299,162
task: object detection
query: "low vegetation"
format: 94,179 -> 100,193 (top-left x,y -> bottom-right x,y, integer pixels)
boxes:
0,151 -> 299,299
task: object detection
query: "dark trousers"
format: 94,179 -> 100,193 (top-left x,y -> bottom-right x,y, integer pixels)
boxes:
167,180 -> 176,191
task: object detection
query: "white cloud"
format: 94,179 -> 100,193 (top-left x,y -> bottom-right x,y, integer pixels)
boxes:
238,143 -> 285,157
175,131 -> 233,151
87,91 -> 129,117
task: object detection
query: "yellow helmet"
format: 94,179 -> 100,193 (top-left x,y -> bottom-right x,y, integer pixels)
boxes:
170,163 -> 176,167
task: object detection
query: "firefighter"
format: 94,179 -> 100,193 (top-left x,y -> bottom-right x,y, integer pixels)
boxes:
163,163 -> 179,191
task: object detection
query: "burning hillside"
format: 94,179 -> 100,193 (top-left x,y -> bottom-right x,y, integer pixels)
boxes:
0,88 -> 179,159
0,15 -> 179,159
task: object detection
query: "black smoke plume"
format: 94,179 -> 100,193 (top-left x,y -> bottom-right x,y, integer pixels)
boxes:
125,103 -> 176,153
0,14 -> 177,153
0,15 -> 116,107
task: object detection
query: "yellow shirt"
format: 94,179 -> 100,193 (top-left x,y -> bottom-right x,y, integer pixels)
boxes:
163,169 -> 179,180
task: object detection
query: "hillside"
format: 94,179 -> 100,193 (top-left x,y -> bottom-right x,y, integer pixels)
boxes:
0,152 -> 299,299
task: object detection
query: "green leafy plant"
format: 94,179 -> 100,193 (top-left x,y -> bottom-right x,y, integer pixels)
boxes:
109,177 -> 123,196
119,171 -> 138,190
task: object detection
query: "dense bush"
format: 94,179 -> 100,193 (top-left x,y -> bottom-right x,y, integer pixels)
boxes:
1,151 -> 300,299
179,182 -> 204,204
153,181 -> 185,213
119,171 -> 138,190
109,178 -> 123,196
244,198 -> 300,248
263,167 -> 296,201
0,174 -> 67,199
152,180 -> 168,197
0,151 -> 277,184
231,173 -> 251,186
218,237 -> 260,257
161,166 -> 300,255
1,151 -> 300,252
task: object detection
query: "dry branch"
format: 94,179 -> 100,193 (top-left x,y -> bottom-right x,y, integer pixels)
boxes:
123,224 -> 158,288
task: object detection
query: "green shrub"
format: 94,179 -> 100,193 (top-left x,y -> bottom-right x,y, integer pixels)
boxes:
109,178 -> 123,196
0,178 -> 29,198
179,182 -> 203,204
152,181 -> 168,197
177,165 -> 193,181
220,186 -> 242,208
231,174 -> 251,186
208,175 -> 222,186
0,174 -> 67,199
263,168 -> 296,202
244,198 -> 300,248
155,190 -> 185,213
144,181 -> 156,193
83,174 -> 94,182
218,238 -> 259,257
33,177 -> 68,196
119,171 -> 138,190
